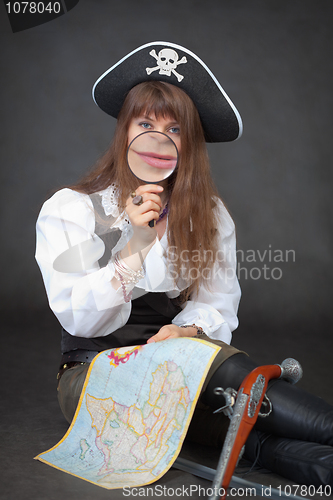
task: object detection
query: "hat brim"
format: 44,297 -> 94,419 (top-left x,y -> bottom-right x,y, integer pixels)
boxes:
93,41 -> 242,143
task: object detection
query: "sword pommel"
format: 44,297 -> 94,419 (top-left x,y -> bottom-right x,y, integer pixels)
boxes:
279,358 -> 303,384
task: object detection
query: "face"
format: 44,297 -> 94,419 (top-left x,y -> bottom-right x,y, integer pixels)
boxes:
127,114 -> 181,152
127,114 -> 181,183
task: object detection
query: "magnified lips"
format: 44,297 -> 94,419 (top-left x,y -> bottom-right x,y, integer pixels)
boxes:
135,151 -> 177,169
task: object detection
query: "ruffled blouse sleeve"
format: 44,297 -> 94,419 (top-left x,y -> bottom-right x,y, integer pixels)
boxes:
35,188 -> 132,338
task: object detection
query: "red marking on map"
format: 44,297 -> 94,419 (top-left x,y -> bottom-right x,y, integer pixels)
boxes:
107,346 -> 142,367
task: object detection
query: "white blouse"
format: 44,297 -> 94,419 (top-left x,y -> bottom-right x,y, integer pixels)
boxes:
35,186 -> 241,344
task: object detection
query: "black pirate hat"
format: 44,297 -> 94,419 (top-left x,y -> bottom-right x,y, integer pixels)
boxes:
92,41 -> 242,143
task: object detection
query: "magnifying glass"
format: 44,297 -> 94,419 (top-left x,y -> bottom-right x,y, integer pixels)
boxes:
127,131 -> 178,227
127,131 -> 178,183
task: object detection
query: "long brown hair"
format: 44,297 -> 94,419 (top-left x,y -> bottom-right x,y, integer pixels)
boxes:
70,81 -> 222,300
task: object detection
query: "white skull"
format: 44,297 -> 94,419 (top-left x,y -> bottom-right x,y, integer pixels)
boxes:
146,48 -> 187,82
157,49 -> 179,76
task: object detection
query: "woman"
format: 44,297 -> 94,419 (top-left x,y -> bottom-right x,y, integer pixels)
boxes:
35,42 -> 333,487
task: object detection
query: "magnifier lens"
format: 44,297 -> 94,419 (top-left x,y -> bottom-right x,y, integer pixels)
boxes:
127,131 -> 178,183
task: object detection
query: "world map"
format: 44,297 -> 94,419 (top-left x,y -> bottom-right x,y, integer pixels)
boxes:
36,338 -> 220,489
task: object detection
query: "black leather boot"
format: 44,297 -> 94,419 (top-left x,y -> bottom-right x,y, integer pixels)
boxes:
202,353 -> 333,446
258,378 -> 333,446
245,430 -> 333,487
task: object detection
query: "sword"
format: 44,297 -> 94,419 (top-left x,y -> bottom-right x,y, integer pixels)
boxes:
208,358 -> 303,500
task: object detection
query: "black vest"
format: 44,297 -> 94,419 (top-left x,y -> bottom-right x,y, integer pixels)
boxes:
61,292 -> 182,353
61,193 -> 182,354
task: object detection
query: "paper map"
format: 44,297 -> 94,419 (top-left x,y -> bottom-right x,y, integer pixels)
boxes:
36,337 -> 220,489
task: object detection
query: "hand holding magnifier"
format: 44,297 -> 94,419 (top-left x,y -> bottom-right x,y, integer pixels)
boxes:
127,131 -> 178,227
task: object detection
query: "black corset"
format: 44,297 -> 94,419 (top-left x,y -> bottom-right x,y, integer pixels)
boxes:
61,292 -> 182,354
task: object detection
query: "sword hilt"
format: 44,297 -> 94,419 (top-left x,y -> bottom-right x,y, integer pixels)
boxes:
279,358 -> 303,384
209,358 -> 302,500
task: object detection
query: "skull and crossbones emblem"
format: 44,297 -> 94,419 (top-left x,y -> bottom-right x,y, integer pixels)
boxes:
146,48 -> 187,82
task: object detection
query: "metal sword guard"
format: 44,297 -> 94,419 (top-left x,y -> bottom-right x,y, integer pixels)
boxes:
213,387 -> 238,419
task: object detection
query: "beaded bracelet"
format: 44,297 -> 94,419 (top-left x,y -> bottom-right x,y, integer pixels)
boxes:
180,324 -> 205,336
114,252 -> 145,284
117,271 -> 133,303
114,252 -> 145,303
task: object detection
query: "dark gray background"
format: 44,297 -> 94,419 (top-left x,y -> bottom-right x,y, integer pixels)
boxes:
1,0 -> 332,394
1,3 -> 333,499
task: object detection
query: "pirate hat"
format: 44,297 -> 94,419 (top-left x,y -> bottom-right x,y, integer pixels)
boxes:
92,41 -> 242,143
